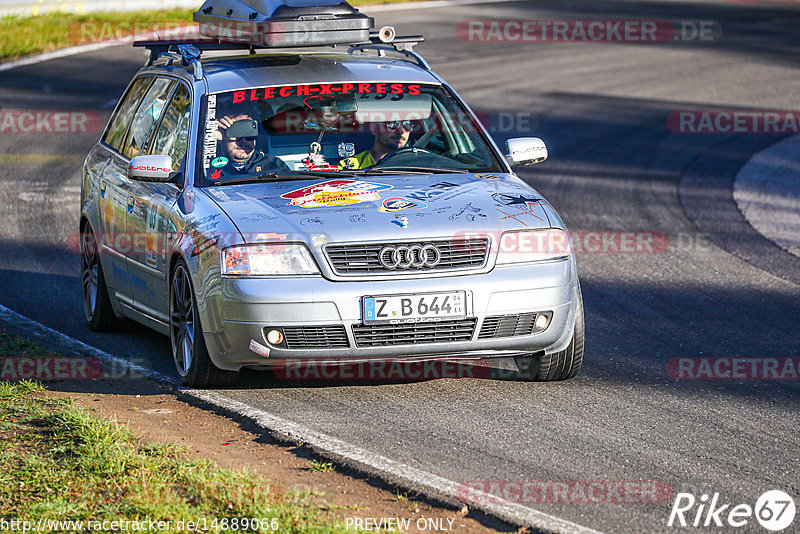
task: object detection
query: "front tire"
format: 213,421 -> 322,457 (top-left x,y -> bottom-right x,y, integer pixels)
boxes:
514,283 -> 584,381
81,224 -> 119,332
170,259 -> 239,388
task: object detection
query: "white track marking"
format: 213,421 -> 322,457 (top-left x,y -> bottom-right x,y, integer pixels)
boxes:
0,41 -> 137,73
0,303 -> 603,534
734,135 -> 800,258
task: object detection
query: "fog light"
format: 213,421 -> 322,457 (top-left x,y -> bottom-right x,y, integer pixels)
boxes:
266,329 -> 284,345
535,314 -> 549,330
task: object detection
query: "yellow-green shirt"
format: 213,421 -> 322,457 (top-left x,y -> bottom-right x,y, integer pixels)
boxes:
339,150 -> 376,170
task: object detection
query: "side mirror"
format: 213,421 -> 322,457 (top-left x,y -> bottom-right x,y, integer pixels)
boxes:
128,155 -> 174,182
505,137 -> 548,166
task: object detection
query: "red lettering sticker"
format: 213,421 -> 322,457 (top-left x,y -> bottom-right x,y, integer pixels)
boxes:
234,84 -> 424,102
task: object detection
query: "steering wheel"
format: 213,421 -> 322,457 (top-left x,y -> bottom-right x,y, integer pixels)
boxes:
373,146 -> 433,166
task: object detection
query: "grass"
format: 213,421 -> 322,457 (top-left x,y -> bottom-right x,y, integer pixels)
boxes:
306,460 -> 335,473
0,1 -> 432,62
0,380 -> 352,532
0,9 -> 195,61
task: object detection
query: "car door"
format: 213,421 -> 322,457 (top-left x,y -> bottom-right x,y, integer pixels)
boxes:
96,75 -> 153,298
126,81 -> 190,317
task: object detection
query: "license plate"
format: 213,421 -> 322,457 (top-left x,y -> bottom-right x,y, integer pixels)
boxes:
362,291 -> 467,324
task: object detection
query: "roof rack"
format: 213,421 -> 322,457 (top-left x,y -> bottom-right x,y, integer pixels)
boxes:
133,31 -> 427,79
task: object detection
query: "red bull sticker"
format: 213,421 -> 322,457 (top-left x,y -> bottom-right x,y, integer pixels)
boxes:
281,179 -> 392,208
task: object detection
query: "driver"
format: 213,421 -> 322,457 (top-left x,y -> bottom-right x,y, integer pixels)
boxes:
214,113 -> 290,177
339,120 -> 412,169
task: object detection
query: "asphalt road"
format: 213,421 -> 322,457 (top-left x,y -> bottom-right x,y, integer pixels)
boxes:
1,1 -> 799,532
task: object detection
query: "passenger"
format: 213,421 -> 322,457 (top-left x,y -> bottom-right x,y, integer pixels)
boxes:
340,120 -> 413,169
214,113 -> 290,177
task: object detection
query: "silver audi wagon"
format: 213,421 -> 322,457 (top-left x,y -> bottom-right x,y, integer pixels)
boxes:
80,3 -> 583,386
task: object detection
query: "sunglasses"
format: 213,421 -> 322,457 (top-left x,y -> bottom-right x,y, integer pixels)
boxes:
225,136 -> 256,143
385,120 -> 416,132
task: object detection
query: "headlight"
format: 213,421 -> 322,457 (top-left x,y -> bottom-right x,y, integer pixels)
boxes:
221,244 -> 319,276
495,229 -> 571,264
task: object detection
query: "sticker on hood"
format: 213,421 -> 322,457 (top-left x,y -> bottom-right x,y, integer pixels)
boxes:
280,179 -> 392,208
378,197 -> 428,213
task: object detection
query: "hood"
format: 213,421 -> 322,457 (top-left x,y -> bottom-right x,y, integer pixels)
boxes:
202,172 -> 552,245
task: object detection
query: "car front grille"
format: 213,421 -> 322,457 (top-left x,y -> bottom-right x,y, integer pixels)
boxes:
478,313 -> 539,339
352,318 -> 478,347
279,325 -> 350,349
325,238 -> 490,275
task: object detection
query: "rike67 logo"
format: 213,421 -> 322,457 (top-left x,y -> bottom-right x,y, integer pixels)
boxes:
668,490 -> 796,531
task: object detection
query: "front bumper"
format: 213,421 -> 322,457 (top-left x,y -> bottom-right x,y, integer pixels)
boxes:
203,258 -> 577,370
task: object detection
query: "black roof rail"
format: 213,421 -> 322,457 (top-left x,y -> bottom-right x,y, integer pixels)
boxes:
133,31 -> 427,75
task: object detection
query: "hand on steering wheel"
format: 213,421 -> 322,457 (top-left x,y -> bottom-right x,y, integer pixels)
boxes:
373,146 -> 433,166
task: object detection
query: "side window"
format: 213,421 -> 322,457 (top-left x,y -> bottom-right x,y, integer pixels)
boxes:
148,84 -> 191,169
103,77 -> 152,152
121,77 -> 175,160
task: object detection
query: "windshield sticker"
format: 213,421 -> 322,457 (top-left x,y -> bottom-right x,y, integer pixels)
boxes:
203,94 -> 218,169
378,197 -> 428,213
211,156 -> 228,168
281,180 -> 393,208
210,168 -> 223,181
232,83 -> 422,104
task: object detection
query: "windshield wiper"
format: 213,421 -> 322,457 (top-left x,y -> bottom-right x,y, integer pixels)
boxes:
357,167 -> 471,176
212,170 -> 354,186
260,170 -> 356,180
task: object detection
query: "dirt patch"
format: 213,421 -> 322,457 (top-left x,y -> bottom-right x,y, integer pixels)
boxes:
49,377 -> 518,534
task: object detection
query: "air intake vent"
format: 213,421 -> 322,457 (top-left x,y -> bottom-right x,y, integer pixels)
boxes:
478,313 -> 539,339
279,325 -> 349,349
352,318 -> 477,347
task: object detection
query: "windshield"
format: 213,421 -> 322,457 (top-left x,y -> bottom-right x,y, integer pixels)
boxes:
199,82 -> 503,185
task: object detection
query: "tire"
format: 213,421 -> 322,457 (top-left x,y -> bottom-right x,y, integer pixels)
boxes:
81,224 -> 119,332
170,259 -> 239,388
514,283 -> 584,381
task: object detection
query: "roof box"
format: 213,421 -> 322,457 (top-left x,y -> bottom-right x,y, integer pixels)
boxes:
193,0 -> 374,47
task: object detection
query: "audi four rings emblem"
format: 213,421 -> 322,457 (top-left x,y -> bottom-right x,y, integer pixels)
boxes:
379,244 -> 441,269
